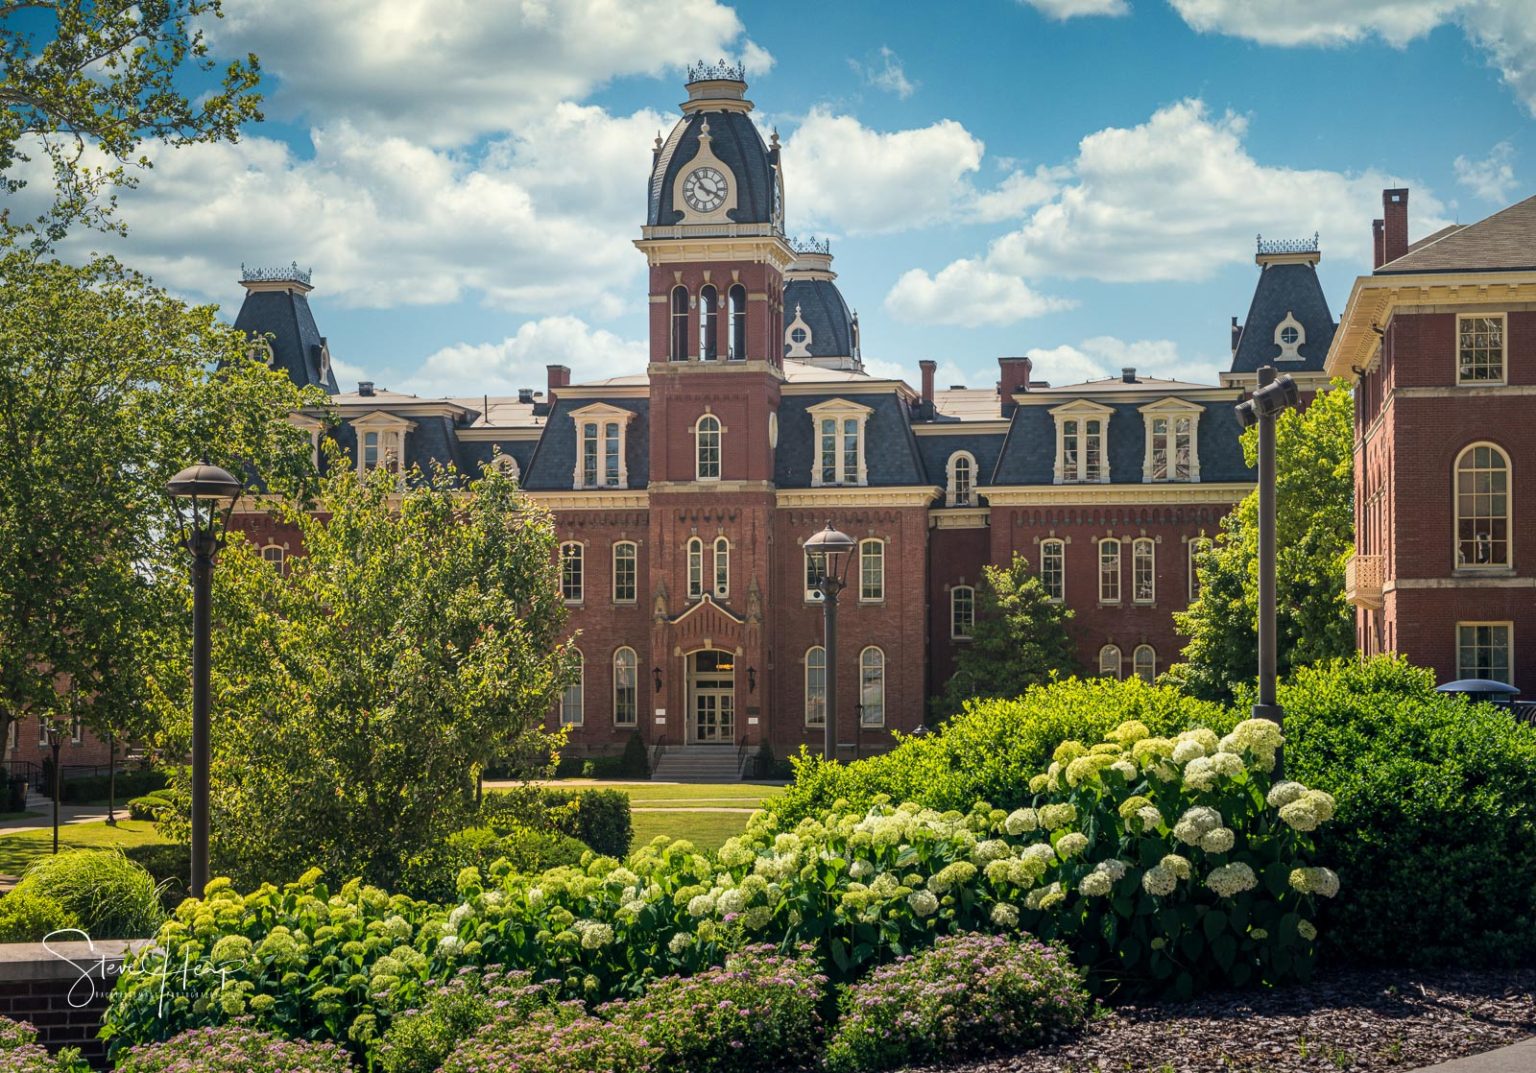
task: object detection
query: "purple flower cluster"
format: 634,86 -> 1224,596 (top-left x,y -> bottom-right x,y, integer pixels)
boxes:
113,1024 -> 355,1073
0,1015 -> 86,1073
440,1003 -> 655,1073
824,933 -> 1089,1073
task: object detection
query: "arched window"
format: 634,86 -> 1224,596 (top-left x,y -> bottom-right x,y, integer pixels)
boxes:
859,647 -> 885,727
612,542 -> 637,604
490,453 -> 519,481
699,284 -> 719,361
1098,538 -> 1121,603
1041,539 -> 1065,602
805,646 -> 826,727
1133,644 -> 1157,682
261,544 -> 286,574
859,539 -> 884,602
560,543 -> 583,603
613,647 -> 637,726
687,537 -> 704,599
696,414 -> 721,480
670,286 -> 689,361
1455,443 -> 1511,567
1099,644 -> 1122,679
561,650 -> 584,726
947,452 -> 976,507
951,586 -> 975,639
713,536 -> 730,599
728,284 -> 747,360
1132,538 -> 1156,604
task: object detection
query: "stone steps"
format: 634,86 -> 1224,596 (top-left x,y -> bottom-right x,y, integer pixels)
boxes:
651,746 -> 742,783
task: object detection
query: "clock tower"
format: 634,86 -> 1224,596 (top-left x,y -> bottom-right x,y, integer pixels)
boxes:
635,61 -> 794,754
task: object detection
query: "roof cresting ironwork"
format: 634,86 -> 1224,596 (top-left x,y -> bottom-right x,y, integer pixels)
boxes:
687,58 -> 746,83
1255,233 -> 1320,256
241,261 -> 312,285
792,235 -> 831,256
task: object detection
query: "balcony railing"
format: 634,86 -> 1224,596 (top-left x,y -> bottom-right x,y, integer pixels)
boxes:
1344,553 -> 1384,609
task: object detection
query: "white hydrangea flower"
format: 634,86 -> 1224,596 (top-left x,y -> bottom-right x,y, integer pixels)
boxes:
1183,756 -> 1218,791
668,932 -> 693,954
1279,799 -> 1321,832
1004,808 -> 1039,836
1304,789 -> 1336,822
1200,827 -> 1236,854
1178,727 -> 1221,752
1266,781 -> 1307,808
1137,805 -> 1164,830
1161,854 -> 1192,880
849,859 -> 873,879
990,903 -> 1019,928
1210,752 -> 1245,779
1024,882 -> 1065,910
1142,865 -> 1177,897
1056,832 -> 1089,859
1297,918 -> 1318,941
1098,859 -> 1130,881
1110,760 -> 1139,782
907,889 -> 939,917
1039,803 -> 1078,830
1078,871 -> 1113,897
447,903 -> 473,929
1204,862 -> 1258,898
1173,806 -> 1223,845
717,888 -> 746,915
1022,843 -> 1058,867
1289,867 -> 1341,898
686,894 -> 716,917
973,839 -> 1011,864
1172,739 -> 1207,765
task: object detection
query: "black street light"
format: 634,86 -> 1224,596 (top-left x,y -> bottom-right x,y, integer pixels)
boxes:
166,460 -> 243,898
805,522 -> 856,762
1235,366 -> 1300,749
44,718 -> 61,856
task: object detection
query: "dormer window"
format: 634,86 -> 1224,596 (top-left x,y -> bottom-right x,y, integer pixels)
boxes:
1050,400 -> 1112,484
1274,312 -> 1305,360
570,404 -> 636,490
1139,398 -> 1203,483
946,451 -> 977,506
807,398 -> 872,487
785,304 -> 813,359
352,412 -> 415,477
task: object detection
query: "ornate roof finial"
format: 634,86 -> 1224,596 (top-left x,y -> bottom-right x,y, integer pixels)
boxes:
699,117 -> 711,138
685,58 -> 747,83
653,130 -> 663,153
770,127 -> 780,149
795,302 -> 802,317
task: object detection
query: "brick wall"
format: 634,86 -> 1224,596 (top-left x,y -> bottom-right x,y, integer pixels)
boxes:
0,940 -> 147,1070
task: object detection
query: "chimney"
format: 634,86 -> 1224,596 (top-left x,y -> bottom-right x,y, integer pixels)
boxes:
1121,367 -> 1136,384
1381,188 -> 1409,265
1372,219 -> 1386,269
919,360 -> 936,409
357,381 -> 375,397
997,356 -> 1032,418
546,364 -> 570,401
1230,317 -> 1242,355
517,388 -> 534,404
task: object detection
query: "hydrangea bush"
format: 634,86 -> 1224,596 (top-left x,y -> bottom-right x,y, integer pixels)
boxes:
823,933 -> 1089,1072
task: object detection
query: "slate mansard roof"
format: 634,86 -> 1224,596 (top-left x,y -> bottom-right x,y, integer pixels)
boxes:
1230,260 -> 1337,375
648,108 -> 777,228
784,276 -> 856,360
232,277 -> 339,393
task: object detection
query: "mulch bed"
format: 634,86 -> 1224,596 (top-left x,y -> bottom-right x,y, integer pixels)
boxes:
913,968 -> 1536,1073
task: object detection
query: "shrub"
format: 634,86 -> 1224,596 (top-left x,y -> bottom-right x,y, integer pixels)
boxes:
127,794 -> 171,822
114,1025 -> 355,1072
59,769 -> 167,805
619,730 -> 649,778
397,824 -> 587,904
12,850 -> 164,939
1280,656 -> 1536,966
378,967 -> 554,1073
602,944 -> 826,1073
769,677 -> 1232,824
482,787 -> 632,858
441,1003 -> 654,1073
824,933 -> 1089,1072
122,844 -> 191,909
0,1015 -> 88,1072
0,890 -> 82,942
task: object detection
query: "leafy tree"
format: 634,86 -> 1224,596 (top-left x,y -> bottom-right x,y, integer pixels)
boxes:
1171,384 -> 1355,702
0,251 -> 318,767
1,0 -> 261,244
932,553 -> 1078,718
167,461 -> 576,889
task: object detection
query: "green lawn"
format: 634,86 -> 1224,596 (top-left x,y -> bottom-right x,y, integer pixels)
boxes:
0,819 -> 171,876
630,809 -> 761,852
514,780 -> 787,853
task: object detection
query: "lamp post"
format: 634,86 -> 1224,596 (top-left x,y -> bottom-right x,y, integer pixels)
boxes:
166,460 -> 244,898
44,719 -> 60,855
805,522 -> 856,762
1235,366 -> 1300,751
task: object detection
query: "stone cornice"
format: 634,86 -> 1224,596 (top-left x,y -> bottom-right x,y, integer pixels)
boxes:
775,486 -> 940,508
648,480 -> 776,495
983,481 -> 1251,507
527,490 -> 650,511
456,427 -> 544,442
929,507 -> 990,529
913,420 -> 1010,435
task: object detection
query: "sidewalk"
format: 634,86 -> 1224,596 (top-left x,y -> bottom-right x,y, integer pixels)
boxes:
1408,1038 -> 1536,1073
0,804 -> 112,834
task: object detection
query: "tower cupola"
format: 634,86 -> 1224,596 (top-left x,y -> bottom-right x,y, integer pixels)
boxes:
232,262 -> 339,394
783,237 -> 863,373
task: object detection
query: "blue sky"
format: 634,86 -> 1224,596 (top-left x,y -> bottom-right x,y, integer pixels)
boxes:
61,0 -> 1536,395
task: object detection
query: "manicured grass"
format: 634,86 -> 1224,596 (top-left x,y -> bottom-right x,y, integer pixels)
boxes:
0,819 -> 172,876
631,809 -> 758,852
513,781 -> 785,852
536,780 -> 786,807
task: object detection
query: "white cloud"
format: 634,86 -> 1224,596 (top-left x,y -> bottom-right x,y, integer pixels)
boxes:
884,259 -> 1075,326
784,108 -> 985,233
849,47 -> 917,99
1025,335 -> 1213,385
895,99 -> 1441,300
1019,0 -> 1130,18
208,0 -> 766,145
970,165 -> 1070,223
1454,141 -> 1518,202
401,316 -> 648,396
73,103 -> 666,314
1460,2 -> 1536,118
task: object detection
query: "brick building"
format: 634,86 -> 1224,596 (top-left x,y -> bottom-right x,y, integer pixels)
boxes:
1333,188 -> 1536,689
231,65 -> 1340,773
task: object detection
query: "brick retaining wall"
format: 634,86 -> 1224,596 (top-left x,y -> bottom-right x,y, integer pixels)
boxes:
0,940 -> 148,1069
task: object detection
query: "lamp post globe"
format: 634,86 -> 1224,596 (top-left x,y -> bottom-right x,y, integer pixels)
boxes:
166,459 -> 243,898
805,522 -> 856,762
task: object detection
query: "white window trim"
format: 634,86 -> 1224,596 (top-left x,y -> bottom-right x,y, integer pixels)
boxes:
569,403 -> 636,490
713,536 -> 730,599
1455,621 -> 1514,684
1453,441 -> 1513,571
807,398 -> 873,488
785,303 -> 813,359
260,544 -> 287,574
351,411 -> 415,476
1049,399 -> 1113,485
1274,311 -> 1305,361
612,541 -> 638,604
687,537 -> 705,600
70,717 -> 82,744
1099,644 -> 1122,680
1040,538 -> 1066,603
560,541 -> 584,605
489,453 -> 520,481
288,413 -> 325,470
694,413 -> 723,482
1098,537 -> 1122,604
613,647 -> 638,726
1138,398 -> 1203,483
1456,312 -> 1507,387
859,538 -> 885,604
561,651 -> 584,726
950,585 -> 975,640
1133,644 -> 1157,682
945,450 -> 978,507
804,646 -> 826,728
1132,538 -> 1157,605
858,646 -> 885,727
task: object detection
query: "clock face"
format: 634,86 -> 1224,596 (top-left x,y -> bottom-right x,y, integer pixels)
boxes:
683,166 -> 728,213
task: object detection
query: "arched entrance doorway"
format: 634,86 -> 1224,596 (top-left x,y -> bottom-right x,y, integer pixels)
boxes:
687,649 -> 736,743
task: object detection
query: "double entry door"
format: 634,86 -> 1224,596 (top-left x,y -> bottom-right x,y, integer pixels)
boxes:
689,649 -> 736,743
